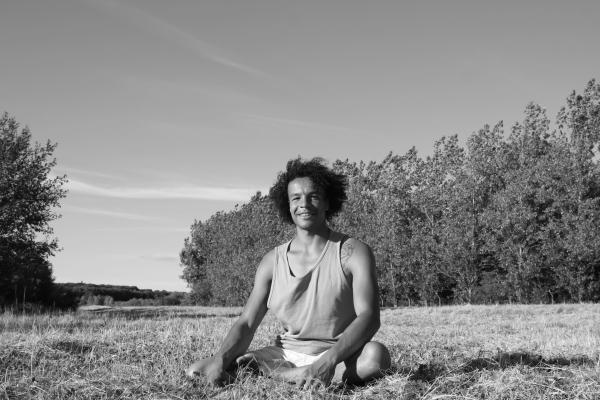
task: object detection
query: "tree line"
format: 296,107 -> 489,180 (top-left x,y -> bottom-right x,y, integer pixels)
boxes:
58,282 -> 187,307
1,112 -> 67,308
180,79 -> 600,306
1,113 -> 186,309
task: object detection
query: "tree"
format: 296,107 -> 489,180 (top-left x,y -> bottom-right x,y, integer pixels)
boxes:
0,112 -> 67,306
480,104 -> 560,303
180,193 -> 291,305
408,136 -> 465,305
552,79 -> 600,301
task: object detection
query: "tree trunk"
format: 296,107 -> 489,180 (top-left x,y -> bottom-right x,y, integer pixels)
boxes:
389,264 -> 398,307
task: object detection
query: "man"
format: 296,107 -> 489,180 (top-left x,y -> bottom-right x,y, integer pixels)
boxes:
186,158 -> 391,389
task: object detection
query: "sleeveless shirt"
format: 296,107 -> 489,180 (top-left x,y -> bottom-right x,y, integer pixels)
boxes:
267,230 -> 357,355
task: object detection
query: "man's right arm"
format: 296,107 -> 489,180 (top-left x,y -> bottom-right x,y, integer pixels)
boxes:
186,249 -> 275,384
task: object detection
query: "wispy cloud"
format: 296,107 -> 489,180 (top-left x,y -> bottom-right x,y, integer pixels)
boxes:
86,0 -> 269,79
66,178 -> 258,201
140,253 -> 179,263
67,206 -> 167,222
239,113 -> 350,135
93,227 -> 190,233
54,166 -> 124,181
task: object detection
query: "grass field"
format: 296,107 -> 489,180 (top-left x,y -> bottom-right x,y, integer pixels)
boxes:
1,304 -> 599,399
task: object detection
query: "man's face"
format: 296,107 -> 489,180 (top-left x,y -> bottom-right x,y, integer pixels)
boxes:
287,177 -> 329,229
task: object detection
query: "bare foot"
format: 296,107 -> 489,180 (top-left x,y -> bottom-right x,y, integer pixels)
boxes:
235,353 -> 260,374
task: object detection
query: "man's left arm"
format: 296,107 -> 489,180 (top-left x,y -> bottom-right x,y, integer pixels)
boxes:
298,238 -> 381,388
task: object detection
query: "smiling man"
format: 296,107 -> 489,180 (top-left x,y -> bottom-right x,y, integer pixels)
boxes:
186,157 -> 391,389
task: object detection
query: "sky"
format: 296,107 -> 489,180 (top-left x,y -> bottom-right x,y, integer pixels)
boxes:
1,0 -> 599,292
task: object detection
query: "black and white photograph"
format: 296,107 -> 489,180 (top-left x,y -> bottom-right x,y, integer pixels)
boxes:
1,1 -> 599,398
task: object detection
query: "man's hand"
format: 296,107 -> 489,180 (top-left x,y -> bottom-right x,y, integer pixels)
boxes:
186,356 -> 232,387
293,358 -> 336,390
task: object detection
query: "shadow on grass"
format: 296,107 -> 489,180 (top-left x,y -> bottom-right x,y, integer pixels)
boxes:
82,308 -> 241,320
0,340 -> 95,375
323,365 -> 413,396
406,351 -> 596,382
50,339 -> 94,355
0,349 -> 30,372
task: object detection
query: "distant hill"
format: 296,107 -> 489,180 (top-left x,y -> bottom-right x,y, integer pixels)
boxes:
54,282 -> 188,308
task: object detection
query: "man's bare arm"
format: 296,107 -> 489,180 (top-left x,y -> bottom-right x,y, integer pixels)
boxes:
214,250 -> 273,364
186,250 -> 274,382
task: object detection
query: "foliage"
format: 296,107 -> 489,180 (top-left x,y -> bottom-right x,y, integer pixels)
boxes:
0,112 -> 67,306
181,80 -> 600,306
180,193 -> 293,305
55,282 -> 187,307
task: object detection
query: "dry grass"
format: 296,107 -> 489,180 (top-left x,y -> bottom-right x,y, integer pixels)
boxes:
1,304 -> 599,399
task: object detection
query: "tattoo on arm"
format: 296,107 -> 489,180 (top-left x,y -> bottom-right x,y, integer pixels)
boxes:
341,241 -> 355,266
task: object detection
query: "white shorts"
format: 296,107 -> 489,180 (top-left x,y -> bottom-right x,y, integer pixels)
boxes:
246,346 -> 346,381
248,346 -> 327,369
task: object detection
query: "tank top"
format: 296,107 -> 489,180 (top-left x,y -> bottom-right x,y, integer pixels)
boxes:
267,230 -> 357,355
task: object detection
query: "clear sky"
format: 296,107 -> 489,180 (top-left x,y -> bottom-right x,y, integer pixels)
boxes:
1,0 -> 599,291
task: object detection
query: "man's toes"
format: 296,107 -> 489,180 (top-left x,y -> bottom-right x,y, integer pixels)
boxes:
185,366 -> 197,378
236,353 -> 253,365
236,353 -> 259,373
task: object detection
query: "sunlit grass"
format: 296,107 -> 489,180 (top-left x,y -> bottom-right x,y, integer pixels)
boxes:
1,304 -> 599,399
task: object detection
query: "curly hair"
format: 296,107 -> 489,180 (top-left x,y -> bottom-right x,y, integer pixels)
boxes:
269,157 -> 348,224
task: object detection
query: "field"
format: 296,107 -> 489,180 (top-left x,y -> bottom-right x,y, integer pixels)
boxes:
1,304 -> 599,399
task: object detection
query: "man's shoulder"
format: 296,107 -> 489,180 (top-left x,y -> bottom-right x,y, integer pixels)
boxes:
339,235 -> 371,254
261,247 -> 278,264
339,235 -> 373,272
255,248 -> 277,282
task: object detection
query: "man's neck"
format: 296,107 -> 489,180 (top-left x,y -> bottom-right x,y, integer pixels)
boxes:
293,224 -> 331,249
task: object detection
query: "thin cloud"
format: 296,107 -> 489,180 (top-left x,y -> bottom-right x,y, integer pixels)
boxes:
140,253 -> 179,263
86,0 -> 269,79
239,113 -> 350,135
66,178 -> 258,201
93,227 -> 189,233
54,166 -> 124,181
67,206 -> 167,222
